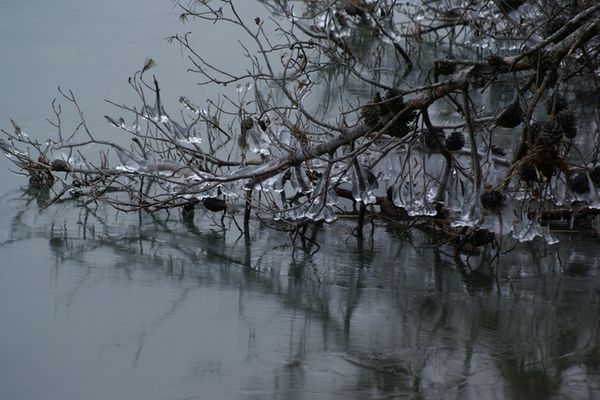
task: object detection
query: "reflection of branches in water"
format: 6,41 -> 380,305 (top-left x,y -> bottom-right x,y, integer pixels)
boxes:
132,287 -> 192,370
3,188 -> 600,395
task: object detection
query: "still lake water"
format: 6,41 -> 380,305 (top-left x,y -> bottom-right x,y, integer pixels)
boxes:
1,1 -> 600,399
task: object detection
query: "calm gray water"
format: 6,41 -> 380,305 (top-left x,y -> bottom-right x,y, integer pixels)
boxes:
1,2 -> 600,400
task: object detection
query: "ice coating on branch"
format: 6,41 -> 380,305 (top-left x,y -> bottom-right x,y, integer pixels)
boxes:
229,159 -> 279,179
0,138 -> 27,158
178,137 -> 202,145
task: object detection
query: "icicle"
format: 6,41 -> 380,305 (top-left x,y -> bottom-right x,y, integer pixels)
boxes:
253,172 -> 285,193
351,163 -> 378,205
114,146 -> 142,172
246,127 -> 271,156
542,225 -> 559,245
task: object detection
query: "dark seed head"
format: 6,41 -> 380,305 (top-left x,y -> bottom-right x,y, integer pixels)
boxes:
569,172 -> 590,195
589,166 -> 600,187
422,128 -> 445,150
383,89 -> 405,114
435,58 -> 456,77
445,131 -> 465,151
556,109 -> 577,139
480,189 -> 506,213
536,121 -> 562,147
546,94 -> 568,115
495,101 -> 523,128
240,117 -> 254,135
361,103 -> 382,130
361,92 -> 384,129
545,15 -> 568,37
50,159 -> 71,172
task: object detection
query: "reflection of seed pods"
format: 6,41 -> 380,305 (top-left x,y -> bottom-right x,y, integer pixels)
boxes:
468,229 -> 495,247
203,197 -> 227,212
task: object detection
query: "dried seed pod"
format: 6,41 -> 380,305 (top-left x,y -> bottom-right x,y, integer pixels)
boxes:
38,154 -> 50,165
496,0 -> 526,12
422,128 -> 445,150
536,121 -> 562,147
50,159 -> 71,172
202,197 -> 227,212
546,95 -> 568,115
520,147 -> 561,183
383,116 -> 411,138
361,92 -> 384,129
495,101 -> 523,128
445,131 -> 465,151
240,117 -> 254,135
480,189 -> 506,213
589,166 -> 600,187
568,172 -> 590,195
257,117 -> 270,131
545,15 -> 568,37
28,171 -> 54,190
28,175 -> 43,189
486,54 -> 505,66
435,58 -> 456,77
361,103 -> 382,130
556,109 -> 577,139
383,89 -> 405,114
525,122 -> 540,147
